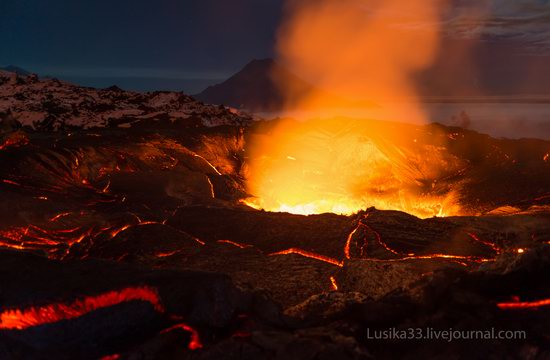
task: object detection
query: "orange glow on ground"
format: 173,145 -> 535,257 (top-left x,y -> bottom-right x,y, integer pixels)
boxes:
160,323 -> 203,350
0,133 -> 29,151
245,120 -> 463,219
329,276 -> 339,291
217,239 -> 251,249
497,298 -> 550,310
0,286 -> 164,330
344,224 -> 362,259
269,248 -> 344,267
0,285 -> 204,351
99,355 -> 121,360
368,254 -> 492,264
0,225 -> 93,255
467,233 -> 501,254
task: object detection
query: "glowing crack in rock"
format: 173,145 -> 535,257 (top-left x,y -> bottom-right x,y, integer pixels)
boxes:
160,323 -> 203,350
217,239 -> 251,249
269,248 -> 344,267
330,276 -> 339,291
0,286 -> 164,330
497,298 -> 550,310
0,285 -> 204,351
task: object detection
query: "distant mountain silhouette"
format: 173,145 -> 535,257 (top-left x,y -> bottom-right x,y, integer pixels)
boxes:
0,65 -> 30,76
194,59 -> 323,112
195,59 -> 378,112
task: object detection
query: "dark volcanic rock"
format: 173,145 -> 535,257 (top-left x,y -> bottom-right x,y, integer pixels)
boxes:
167,206 -> 353,259
0,250 -> 252,359
335,258 -> 463,300
0,101 -> 550,359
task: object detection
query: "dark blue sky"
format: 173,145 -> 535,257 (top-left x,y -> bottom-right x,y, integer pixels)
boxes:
0,0 -> 282,91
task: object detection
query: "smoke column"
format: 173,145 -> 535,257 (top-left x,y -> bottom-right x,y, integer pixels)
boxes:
276,0 -> 448,121
246,0 -> 459,217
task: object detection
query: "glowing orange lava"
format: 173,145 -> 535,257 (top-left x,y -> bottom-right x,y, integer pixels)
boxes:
0,216 -> 197,258
246,119 -> 464,218
384,254 -> 491,263
99,354 -> 121,360
0,224 -> 93,255
269,248 -> 344,267
0,285 -> 204,352
160,323 -> 203,350
0,133 -> 29,151
329,276 -> 339,291
156,250 -> 180,258
497,298 -> 550,310
217,239 -> 251,249
467,233 -> 501,254
344,223 -> 362,259
0,286 -> 164,330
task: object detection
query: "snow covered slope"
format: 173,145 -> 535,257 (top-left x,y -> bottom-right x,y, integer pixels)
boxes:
0,70 -> 253,131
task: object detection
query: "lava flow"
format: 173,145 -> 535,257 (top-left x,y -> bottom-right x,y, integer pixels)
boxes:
0,132 -> 29,151
0,284 -> 204,352
160,323 -> 203,350
497,298 -> 550,310
329,276 -> 339,291
342,213 -> 498,264
269,248 -> 344,267
0,286 -> 164,330
0,224 -> 92,256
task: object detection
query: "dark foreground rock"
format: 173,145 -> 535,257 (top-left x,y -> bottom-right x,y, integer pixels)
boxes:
0,96 -> 550,358
0,245 -> 548,359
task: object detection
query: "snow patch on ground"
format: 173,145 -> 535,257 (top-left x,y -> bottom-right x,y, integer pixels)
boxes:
0,72 -> 254,131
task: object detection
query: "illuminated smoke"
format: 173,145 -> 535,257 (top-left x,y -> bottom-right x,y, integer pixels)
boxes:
276,0 -> 447,120
245,0 -> 459,217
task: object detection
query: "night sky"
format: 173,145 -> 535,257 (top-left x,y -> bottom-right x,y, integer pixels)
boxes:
2,0 -> 550,93
0,0 -> 282,92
